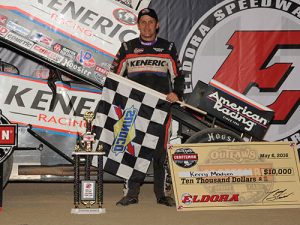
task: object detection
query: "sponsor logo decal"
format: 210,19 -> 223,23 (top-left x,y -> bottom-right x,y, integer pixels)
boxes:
181,193 -> 239,204
0,126 -> 17,146
5,32 -> 34,49
112,106 -> 137,155
134,48 -> 144,54
31,31 -> 53,47
53,43 -> 77,60
153,47 -> 164,52
0,124 -> 17,163
113,8 -> 137,25
0,24 -> 9,37
32,44 -> 64,63
6,21 -> 30,36
173,148 -> 198,168
208,91 -> 268,132
129,59 -> 167,67
208,148 -> 257,163
76,50 -> 96,68
95,65 -> 110,76
94,63 -> 110,85
61,58 -> 92,76
0,15 -> 7,25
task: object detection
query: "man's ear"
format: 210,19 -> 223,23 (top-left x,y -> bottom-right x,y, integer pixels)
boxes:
156,22 -> 160,30
156,22 -> 160,34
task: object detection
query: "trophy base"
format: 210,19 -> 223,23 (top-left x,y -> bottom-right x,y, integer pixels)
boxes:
71,208 -> 106,214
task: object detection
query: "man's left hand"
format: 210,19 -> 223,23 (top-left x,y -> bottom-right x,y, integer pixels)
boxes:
166,92 -> 179,103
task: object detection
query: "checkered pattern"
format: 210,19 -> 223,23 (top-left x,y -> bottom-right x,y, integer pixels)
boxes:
93,73 -> 171,182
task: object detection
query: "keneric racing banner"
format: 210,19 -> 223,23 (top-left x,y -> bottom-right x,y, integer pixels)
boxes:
168,142 -> 300,211
0,72 -> 102,137
0,0 -> 139,85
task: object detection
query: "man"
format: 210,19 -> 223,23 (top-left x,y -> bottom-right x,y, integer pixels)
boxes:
111,8 -> 184,207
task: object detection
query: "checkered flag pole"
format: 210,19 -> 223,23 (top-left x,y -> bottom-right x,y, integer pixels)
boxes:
93,72 -> 171,183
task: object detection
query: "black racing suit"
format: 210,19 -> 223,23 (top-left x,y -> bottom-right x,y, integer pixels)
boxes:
111,37 -> 184,200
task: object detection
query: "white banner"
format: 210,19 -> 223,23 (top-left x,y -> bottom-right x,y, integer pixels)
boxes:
4,0 -> 139,54
0,0 -> 140,84
0,72 -> 102,136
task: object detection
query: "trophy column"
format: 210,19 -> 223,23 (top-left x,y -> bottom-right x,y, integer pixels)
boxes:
97,146 -> 104,208
71,111 -> 106,214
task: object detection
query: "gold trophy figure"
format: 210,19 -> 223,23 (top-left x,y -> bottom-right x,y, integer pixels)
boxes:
81,111 -> 96,152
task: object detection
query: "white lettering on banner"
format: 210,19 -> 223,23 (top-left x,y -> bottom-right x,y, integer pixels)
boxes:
208,91 -> 268,131
1,130 -> 9,140
61,58 -> 92,76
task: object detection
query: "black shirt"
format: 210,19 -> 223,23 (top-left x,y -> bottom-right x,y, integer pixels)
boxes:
111,37 -> 184,98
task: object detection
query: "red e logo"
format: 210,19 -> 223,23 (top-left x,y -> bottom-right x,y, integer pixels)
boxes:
214,31 -> 300,123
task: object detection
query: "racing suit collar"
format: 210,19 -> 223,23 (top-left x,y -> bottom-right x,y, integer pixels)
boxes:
139,36 -> 157,46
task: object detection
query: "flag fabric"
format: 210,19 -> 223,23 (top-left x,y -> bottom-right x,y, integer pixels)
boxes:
93,73 -> 171,182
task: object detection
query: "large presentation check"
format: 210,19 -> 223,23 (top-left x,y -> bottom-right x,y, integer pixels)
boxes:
168,142 -> 300,211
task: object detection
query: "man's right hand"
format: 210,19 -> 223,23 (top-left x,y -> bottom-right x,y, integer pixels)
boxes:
166,92 -> 179,103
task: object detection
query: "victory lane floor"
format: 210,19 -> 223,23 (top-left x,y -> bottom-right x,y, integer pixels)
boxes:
1,182 -> 300,225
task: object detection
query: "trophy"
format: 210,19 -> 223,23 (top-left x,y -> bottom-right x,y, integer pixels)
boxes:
71,111 -> 106,214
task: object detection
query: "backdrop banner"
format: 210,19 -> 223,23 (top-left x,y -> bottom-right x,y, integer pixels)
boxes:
0,0 -> 140,84
150,0 -> 300,150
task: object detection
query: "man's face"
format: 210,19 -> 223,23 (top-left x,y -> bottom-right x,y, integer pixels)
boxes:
138,15 -> 159,41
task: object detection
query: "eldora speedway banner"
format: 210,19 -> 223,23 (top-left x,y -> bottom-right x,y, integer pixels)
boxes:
168,142 -> 300,211
0,72 -> 102,136
0,0 -> 139,85
177,0 -> 300,149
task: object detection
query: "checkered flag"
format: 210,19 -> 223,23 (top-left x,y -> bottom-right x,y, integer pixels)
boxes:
93,73 -> 171,183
